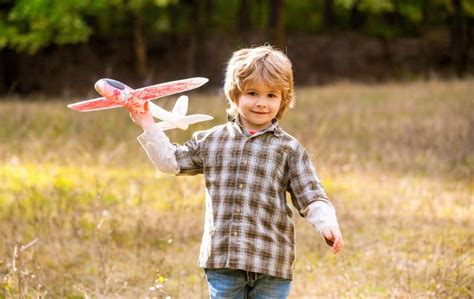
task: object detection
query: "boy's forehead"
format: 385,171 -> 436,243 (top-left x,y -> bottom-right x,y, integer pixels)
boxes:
244,79 -> 281,92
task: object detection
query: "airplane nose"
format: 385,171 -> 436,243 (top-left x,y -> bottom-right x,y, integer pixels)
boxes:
94,80 -> 105,95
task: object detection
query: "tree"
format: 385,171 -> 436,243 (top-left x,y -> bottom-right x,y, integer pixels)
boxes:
238,0 -> 252,35
0,0 -> 180,82
0,0 -> 96,54
268,0 -> 285,49
0,0 -> 101,93
448,0 -> 471,76
323,0 -> 336,29
92,0 -> 179,82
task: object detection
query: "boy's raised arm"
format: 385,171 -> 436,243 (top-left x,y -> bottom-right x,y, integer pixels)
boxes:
130,107 -> 179,174
130,105 -> 205,176
136,124 -> 179,174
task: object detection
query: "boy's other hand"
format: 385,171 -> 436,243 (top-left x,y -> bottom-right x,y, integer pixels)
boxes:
322,226 -> 344,255
129,102 -> 154,131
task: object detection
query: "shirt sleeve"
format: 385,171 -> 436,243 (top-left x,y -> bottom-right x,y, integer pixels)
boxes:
174,131 -> 205,176
287,146 -> 339,232
137,124 -> 179,174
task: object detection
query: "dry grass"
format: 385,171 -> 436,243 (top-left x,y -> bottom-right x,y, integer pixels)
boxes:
0,79 -> 472,298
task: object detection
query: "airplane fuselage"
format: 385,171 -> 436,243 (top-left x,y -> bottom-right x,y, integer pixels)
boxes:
94,78 -> 147,113
68,77 -> 212,131
95,78 -> 188,129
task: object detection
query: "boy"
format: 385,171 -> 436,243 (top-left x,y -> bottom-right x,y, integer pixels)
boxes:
131,45 -> 343,298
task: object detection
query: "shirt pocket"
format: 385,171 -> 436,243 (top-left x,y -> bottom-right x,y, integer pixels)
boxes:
254,150 -> 285,179
203,151 -> 223,168
203,151 -> 239,189
203,152 -> 224,187
204,151 -> 238,169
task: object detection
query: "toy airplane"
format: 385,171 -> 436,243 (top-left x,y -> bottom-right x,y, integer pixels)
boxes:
67,77 -> 213,130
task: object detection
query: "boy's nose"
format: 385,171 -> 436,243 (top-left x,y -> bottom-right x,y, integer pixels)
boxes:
256,99 -> 266,108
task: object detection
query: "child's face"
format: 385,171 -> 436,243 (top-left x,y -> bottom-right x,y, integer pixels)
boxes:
235,80 -> 282,131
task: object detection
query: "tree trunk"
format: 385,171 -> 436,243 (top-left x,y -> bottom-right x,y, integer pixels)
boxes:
323,0 -> 335,29
268,0 -> 285,50
168,3 -> 179,45
0,50 -> 7,94
349,0 -> 363,30
0,49 -> 18,94
187,0 -> 208,76
133,13 -> 147,82
238,0 -> 251,34
420,0 -> 429,27
449,0 -> 469,76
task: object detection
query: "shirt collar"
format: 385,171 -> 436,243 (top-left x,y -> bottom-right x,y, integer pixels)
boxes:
231,115 -> 283,137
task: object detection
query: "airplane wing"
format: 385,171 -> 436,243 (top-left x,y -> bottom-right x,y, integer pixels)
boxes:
155,121 -> 177,131
67,97 -> 123,112
155,114 -> 214,131
131,77 -> 208,101
178,114 -> 214,124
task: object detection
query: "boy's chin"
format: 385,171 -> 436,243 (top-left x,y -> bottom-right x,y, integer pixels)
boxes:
248,122 -> 272,130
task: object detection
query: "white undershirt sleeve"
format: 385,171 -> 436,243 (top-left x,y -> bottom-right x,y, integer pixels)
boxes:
302,200 -> 339,235
136,124 -> 179,174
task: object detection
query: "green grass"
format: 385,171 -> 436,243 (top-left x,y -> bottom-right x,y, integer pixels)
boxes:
0,79 -> 473,297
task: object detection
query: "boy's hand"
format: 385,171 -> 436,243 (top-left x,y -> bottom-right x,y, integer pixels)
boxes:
322,226 -> 344,255
129,102 -> 154,131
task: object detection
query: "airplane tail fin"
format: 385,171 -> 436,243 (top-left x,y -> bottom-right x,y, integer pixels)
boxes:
149,95 -> 213,131
148,95 -> 188,120
171,95 -> 188,116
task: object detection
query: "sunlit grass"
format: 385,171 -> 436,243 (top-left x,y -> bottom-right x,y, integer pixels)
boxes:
0,79 -> 472,297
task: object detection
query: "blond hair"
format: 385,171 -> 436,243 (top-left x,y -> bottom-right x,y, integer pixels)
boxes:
224,45 -> 295,120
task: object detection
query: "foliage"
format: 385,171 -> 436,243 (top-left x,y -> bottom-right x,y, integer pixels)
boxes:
0,0 -> 178,54
1,0 -> 473,54
0,0 -> 96,54
91,0 -> 179,36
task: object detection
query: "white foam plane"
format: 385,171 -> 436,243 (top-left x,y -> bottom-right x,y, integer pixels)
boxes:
67,77 -> 213,130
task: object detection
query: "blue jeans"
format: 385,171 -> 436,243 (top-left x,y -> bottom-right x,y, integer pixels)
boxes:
204,268 -> 291,299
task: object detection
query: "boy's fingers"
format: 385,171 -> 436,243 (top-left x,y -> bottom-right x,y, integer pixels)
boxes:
323,228 -> 337,247
332,235 -> 343,254
322,228 -> 333,240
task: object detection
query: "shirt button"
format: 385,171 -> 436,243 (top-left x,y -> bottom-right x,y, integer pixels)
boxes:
239,184 -> 243,189
233,232 -> 238,236
236,208 -> 241,213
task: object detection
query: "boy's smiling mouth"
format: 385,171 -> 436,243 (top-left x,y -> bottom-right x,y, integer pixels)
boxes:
251,110 -> 268,114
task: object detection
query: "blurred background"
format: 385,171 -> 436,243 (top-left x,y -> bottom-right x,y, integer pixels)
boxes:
0,1 -> 473,298
0,0 -> 473,95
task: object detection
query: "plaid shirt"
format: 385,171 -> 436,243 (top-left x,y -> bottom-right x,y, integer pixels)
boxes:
171,118 -> 334,279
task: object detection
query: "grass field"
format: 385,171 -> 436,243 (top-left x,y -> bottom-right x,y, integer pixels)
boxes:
0,79 -> 472,298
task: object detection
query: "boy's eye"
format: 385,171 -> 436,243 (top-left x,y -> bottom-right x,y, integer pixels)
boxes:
248,91 -> 257,96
